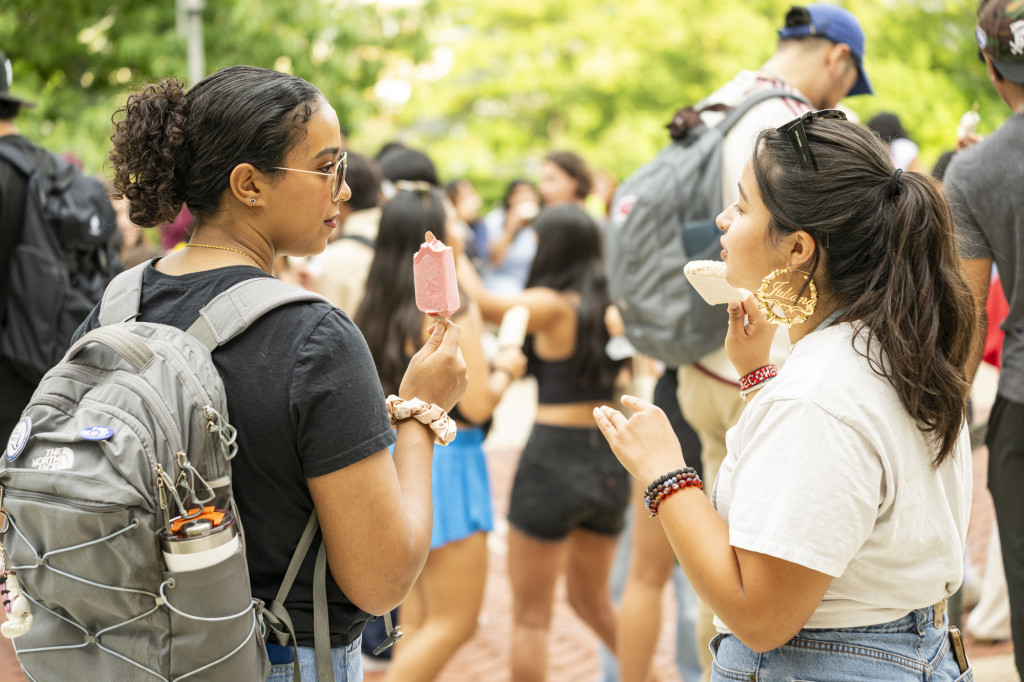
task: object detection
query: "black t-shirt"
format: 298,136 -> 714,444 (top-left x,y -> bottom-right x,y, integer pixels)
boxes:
77,262 -> 397,646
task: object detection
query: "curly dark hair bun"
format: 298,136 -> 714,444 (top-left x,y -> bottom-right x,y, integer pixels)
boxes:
109,78 -> 188,227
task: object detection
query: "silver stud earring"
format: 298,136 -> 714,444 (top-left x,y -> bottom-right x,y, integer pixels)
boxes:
249,197 -> 256,204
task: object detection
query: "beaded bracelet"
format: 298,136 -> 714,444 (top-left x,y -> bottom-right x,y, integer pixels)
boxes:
643,468 -> 703,517
738,364 -> 778,399
385,395 -> 457,446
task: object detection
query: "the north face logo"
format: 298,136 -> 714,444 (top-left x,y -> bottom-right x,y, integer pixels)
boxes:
32,447 -> 75,471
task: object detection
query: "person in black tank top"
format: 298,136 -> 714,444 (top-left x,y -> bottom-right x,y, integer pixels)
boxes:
458,203 -> 629,680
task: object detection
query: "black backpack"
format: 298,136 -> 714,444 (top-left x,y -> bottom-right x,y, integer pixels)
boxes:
606,89 -> 809,367
0,142 -> 120,383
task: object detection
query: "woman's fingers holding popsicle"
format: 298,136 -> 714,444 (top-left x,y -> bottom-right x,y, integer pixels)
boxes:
725,288 -> 773,377
423,318 -> 449,350
402,320 -> 467,411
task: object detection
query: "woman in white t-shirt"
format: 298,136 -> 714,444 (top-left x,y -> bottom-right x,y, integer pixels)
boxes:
593,111 -> 976,681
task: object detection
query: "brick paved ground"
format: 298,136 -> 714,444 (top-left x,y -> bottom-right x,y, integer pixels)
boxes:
1,370 -> 1018,681
363,436 -> 682,682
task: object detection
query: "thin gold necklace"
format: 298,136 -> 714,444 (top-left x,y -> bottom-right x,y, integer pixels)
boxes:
186,243 -> 262,269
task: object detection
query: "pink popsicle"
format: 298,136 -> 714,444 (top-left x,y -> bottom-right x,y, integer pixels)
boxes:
413,231 -> 460,318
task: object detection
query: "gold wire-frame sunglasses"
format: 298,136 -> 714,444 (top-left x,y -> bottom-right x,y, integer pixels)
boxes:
272,151 -> 347,201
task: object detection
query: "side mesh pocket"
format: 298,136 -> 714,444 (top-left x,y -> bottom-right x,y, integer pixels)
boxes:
162,547 -> 270,681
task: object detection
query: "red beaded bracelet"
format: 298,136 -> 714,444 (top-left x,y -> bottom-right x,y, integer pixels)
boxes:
648,478 -> 703,517
739,364 -> 778,391
738,364 -> 778,399
644,469 -> 704,517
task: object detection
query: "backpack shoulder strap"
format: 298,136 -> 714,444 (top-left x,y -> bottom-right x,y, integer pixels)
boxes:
714,88 -> 813,135
264,512 -> 325,682
312,543 -> 333,681
0,141 -> 35,177
187,277 -> 331,351
98,260 -> 153,326
0,141 -> 62,181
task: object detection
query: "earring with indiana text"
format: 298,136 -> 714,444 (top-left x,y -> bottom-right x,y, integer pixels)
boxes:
756,265 -> 818,327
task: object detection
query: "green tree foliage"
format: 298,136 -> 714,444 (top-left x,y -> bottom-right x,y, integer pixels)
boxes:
1,0 -> 1005,198
847,0 -> 1002,164
372,0 -> 1003,202
1,0 -> 434,175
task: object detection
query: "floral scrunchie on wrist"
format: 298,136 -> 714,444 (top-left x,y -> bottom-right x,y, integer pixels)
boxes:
385,395 -> 457,445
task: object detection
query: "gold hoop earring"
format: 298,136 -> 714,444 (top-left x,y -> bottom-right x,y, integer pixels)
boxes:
756,265 -> 818,327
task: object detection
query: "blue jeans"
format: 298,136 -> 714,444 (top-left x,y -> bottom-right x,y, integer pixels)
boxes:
267,636 -> 363,682
710,605 -> 972,681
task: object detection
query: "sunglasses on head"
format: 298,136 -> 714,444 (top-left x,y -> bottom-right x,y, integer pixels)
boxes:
777,109 -> 847,171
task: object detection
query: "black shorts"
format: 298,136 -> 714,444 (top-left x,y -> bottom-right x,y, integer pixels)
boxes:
508,423 -> 631,541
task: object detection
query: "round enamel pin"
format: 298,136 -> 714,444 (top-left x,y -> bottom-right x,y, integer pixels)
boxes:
80,426 -> 115,441
5,417 -> 31,462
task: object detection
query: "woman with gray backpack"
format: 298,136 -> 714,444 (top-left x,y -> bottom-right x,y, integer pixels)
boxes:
1,65 -> 466,682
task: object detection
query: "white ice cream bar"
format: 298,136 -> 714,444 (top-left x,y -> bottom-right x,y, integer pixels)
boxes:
497,305 -> 530,348
957,109 -> 980,140
683,260 -> 743,305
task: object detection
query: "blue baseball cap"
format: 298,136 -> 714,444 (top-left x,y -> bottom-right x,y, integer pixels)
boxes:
777,4 -> 874,97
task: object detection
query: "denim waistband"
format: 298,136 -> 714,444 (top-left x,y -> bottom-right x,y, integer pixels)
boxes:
710,598 -> 965,682
804,598 -> 949,636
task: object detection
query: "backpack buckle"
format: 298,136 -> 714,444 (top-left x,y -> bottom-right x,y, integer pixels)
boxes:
372,611 -> 403,654
372,625 -> 403,655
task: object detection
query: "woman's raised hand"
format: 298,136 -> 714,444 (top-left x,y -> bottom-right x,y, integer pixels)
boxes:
593,396 -> 686,484
494,346 -> 528,381
725,289 -> 774,377
399,320 -> 468,412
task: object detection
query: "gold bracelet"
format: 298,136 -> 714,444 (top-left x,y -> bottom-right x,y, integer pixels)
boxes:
385,395 -> 457,446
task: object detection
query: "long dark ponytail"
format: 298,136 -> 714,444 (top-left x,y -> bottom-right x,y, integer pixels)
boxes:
752,120 -> 976,466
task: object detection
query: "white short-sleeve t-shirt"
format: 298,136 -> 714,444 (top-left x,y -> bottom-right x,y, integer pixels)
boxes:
713,323 -> 972,631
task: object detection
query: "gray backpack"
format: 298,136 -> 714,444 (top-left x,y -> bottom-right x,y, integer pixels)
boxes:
0,262 -> 337,681
606,89 -> 809,367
